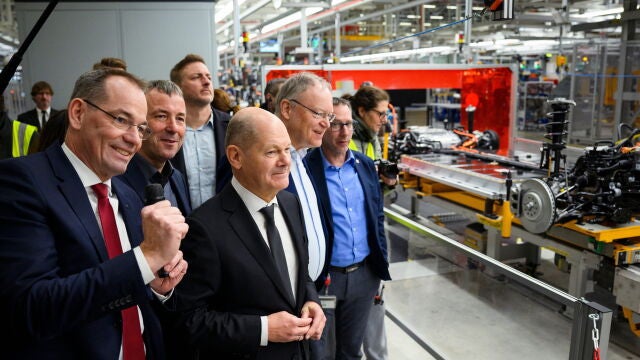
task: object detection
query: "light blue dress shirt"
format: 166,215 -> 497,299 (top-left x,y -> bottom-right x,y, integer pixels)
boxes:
290,147 -> 325,281
183,114 -> 216,209
321,150 -> 369,267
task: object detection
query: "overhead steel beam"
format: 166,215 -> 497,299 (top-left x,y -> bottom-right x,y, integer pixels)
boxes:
307,0 -> 436,38
216,0 -> 271,34
0,35 -> 19,48
571,19 -> 622,32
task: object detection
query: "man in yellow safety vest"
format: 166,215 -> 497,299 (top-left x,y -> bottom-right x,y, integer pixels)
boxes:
0,97 -> 39,159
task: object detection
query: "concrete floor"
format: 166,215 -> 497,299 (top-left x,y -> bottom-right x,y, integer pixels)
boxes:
383,254 -> 640,360
378,191 -> 640,360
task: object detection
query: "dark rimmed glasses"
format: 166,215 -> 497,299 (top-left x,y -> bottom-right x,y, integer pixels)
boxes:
329,121 -> 354,132
369,109 -> 388,120
289,99 -> 336,122
83,99 -> 152,140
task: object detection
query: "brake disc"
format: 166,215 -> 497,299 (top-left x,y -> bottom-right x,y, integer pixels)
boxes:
519,178 -> 556,234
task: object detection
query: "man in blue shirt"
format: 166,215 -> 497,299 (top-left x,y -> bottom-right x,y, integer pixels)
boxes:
305,97 -> 391,360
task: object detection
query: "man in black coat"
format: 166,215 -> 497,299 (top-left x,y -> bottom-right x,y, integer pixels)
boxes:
17,81 -> 60,131
175,107 -> 325,359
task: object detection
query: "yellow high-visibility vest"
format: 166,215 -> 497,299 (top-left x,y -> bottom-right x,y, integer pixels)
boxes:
349,139 -> 375,160
12,120 -> 37,157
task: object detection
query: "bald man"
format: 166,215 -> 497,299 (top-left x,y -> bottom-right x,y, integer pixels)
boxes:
176,107 -> 325,359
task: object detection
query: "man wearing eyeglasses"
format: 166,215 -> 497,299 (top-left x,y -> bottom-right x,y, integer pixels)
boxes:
274,72 -> 333,284
0,68 -> 189,359
304,97 -> 391,360
119,80 -> 192,217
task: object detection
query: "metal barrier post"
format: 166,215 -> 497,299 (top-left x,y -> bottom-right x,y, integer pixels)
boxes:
569,300 -> 612,360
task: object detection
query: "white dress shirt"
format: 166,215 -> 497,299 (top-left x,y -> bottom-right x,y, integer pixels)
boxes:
231,177 -> 299,346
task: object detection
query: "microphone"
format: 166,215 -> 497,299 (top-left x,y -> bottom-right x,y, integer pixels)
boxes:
144,183 -> 164,206
144,183 -> 170,278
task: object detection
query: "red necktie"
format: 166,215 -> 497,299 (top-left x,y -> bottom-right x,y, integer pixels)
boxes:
92,184 -> 146,360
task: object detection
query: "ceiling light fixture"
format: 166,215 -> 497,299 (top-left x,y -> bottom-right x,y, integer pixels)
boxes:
261,7 -> 324,33
341,46 -> 454,63
215,0 -> 249,23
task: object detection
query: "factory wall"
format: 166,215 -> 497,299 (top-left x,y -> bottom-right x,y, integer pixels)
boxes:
15,2 -> 217,109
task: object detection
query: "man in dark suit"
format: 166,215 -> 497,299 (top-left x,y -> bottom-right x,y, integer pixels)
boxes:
305,97 -> 391,360
176,107 -> 326,359
0,69 -> 189,359
119,80 -> 192,216
169,54 -> 231,209
17,81 -> 60,131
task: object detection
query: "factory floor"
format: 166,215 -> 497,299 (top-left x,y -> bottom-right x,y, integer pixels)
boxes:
380,191 -> 640,360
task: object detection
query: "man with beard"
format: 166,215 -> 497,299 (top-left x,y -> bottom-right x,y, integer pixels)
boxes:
169,54 -> 231,209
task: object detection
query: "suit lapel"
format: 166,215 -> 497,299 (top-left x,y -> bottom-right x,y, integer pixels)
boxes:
169,172 -> 192,216
113,179 -> 143,247
354,156 -> 378,221
223,186 -> 296,307
48,146 -> 109,261
305,150 -> 331,216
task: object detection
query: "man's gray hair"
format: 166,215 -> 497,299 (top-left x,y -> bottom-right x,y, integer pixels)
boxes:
274,72 -> 331,116
69,68 -> 146,104
146,80 -> 183,98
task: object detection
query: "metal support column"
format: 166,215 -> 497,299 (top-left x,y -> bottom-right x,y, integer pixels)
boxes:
300,7 -> 308,50
233,0 -> 241,64
334,12 -> 341,59
464,0 -> 473,63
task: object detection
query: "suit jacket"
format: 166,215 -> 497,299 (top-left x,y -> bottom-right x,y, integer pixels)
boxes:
17,108 -> 60,131
170,106 -> 231,192
175,183 -> 320,360
0,145 -> 165,359
118,153 -> 192,216
304,149 -> 391,287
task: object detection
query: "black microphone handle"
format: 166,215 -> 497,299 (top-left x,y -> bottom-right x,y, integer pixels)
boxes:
144,183 -> 165,206
144,183 -> 170,278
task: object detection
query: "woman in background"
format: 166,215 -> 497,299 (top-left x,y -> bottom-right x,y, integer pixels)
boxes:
212,88 -> 241,116
344,85 -> 390,159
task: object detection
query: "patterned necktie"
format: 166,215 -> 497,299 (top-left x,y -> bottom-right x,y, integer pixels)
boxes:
259,204 -> 294,301
92,184 -> 146,359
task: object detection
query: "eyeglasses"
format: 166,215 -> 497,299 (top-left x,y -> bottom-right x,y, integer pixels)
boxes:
83,99 -> 152,140
369,109 -> 388,120
289,99 -> 336,122
329,121 -> 354,132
